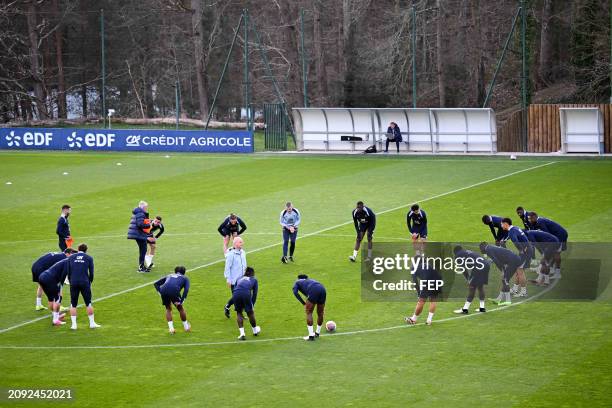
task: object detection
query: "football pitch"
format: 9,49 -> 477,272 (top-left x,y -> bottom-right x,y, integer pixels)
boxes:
1,151 -> 611,407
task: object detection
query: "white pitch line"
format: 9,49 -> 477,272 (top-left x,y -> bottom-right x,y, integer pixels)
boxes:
0,278 -> 559,349
0,161 -> 556,335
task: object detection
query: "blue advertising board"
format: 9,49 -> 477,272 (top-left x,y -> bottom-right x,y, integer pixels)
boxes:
0,128 -> 254,153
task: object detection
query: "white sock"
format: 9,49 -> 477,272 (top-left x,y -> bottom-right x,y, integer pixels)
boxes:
70,315 -> 77,326
463,301 -> 471,310
36,297 -> 42,307
316,325 -> 322,334
52,312 -> 58,321
239,327 -> 245,336
479,300 -> 485,308
168,321 -> 174,330
411,314 -> 417,321
427,312 -> 434,322
511,284 -> 519,292
307,325 -> 314,336
252,325 -> 259,334
88,314 -> 95,325
182,320 -> 190,330
367,249 -> 372,258
544,274 -> 550,284
504,292 -> 512,302
352,250 -> 358,258
144,255 -> 152,267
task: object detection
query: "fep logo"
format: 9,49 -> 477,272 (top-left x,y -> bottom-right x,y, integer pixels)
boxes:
126,135 -> 141,147
67,132 -> 83,148
5,131 -> 20,147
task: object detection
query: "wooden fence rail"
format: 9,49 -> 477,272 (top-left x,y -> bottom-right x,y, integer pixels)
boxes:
497,104 -> 612,153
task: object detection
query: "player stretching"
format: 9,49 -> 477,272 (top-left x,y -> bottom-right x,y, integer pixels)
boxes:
223,237 -> 247,318
154,266 -> 191,334
479,242 -> 522,306
293,274 -> 327,341
67,244 -> 100,329
218,213 -> 247,254
145,216 -> 164,268
516,206 -> 533,230
407,204 -> 427,255
405,262 -> 442,325
232,267 -> 260,340
482,214 -> 507,246
528,212 -> 568,279
37,257 -> 71,325
56,204 -> 73,251
280,202 -> 301,263
350,201 -> 376,262
31,248 -> 76,310
525,230 -> 561,285
501,218 -> 531,297
453,246 -> 490,314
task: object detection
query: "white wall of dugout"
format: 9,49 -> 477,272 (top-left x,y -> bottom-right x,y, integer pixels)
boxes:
292,108 -> 497,153
559,107 -> 604,154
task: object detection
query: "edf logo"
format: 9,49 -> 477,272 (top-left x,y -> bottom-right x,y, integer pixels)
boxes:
68,132 -> 116,149
4,130 -> 52,147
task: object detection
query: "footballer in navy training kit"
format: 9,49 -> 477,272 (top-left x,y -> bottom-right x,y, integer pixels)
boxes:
528,212 -> 568,279
293,275 -> 327,341
453,246 -> 490,314
56,204 -> 73,251
479,242 -> 523,306
218,213 -> 247,254
516,206 -> 533,230
31,248 -> 77,311
407,203 -> 427,255
350,201 -> 376,262
37,257 -> 71,326
280,202 -> 300,263
501,218 -> 531,298
482,214 -> 508,246
232,267 -> 261,340
405,261 -> 442,326
526,230 -> 561,285
67,243 -> 100,330
154,266 -> 191,334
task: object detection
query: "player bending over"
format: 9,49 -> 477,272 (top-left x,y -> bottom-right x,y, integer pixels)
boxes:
501,218 -> 531,297
407,204 -> 427,256
453,246 -> 490,314
67,243 -> 100,329
516,206 -> 533,231
479,242 -> 522,306
405,262 -> 442,326
154,266 -> 191,334
231,267 -> 260,340
293,274 -> 327,341
528,212 -> 568,279
38,257 -> 71,325
482,215 -> 507,246
145,216 -> 164,268
218,213 -> 247,254
350,201 -> 376,262
31,248 -> 77,311
525,230 -> 561,285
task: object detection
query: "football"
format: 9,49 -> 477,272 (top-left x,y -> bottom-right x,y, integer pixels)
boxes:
325,321 -> 337,332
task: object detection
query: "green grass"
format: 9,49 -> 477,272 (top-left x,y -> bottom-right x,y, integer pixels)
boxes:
0,152 -> 611,407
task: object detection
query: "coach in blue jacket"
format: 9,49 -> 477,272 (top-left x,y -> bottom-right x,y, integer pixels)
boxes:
384,122 -> 402,153
127,200 -> 151,273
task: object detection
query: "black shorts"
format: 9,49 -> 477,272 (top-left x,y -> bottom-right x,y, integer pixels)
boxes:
221,229 -> 238,237
70,282 -> 92,307
469,266 -> 489,287
411,228 -> 428,239
358,226 -> 374,240
307,286 -> 327,305
160,292 -> 182,307
418,290 -> 440,299
503,259 -> 522,283
31,267 -> 42,283
232,291 -> 253,313
38,275 -> 60,302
